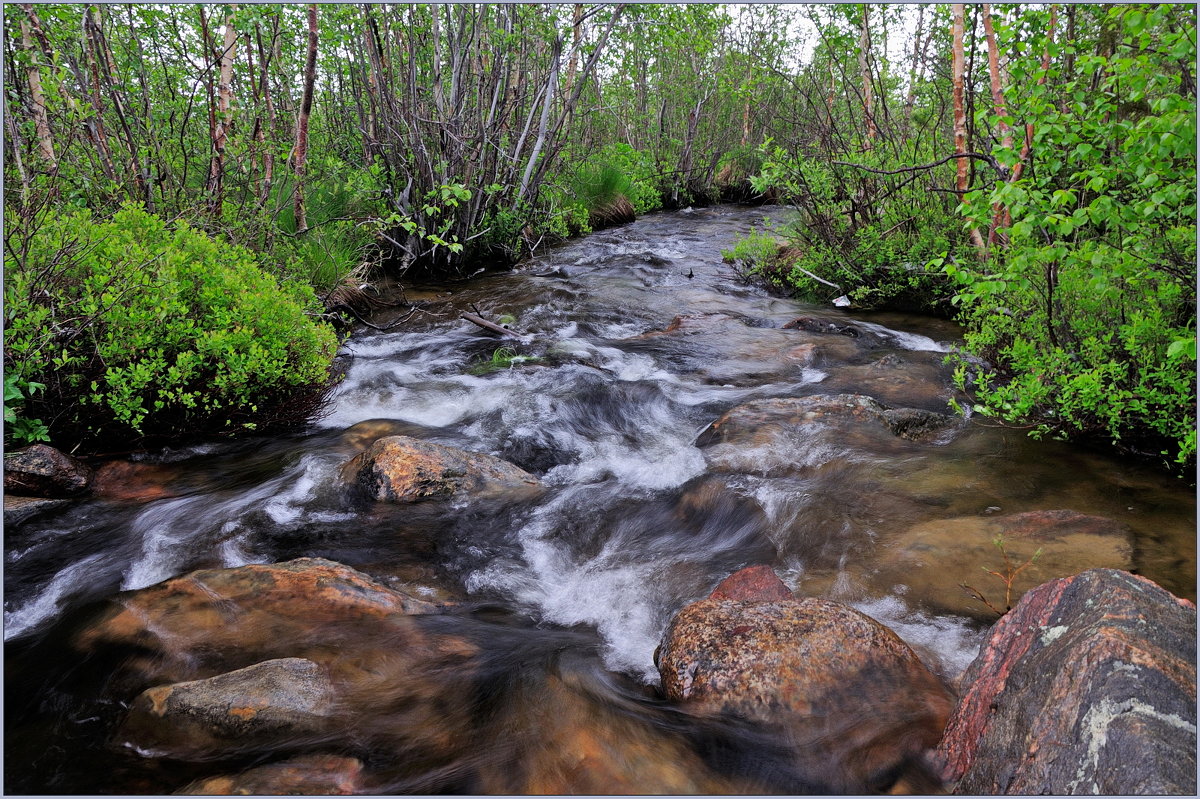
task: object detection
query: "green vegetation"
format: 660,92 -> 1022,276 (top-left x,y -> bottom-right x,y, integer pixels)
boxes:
3,3 -> 1193,471
4,206 -> 338,448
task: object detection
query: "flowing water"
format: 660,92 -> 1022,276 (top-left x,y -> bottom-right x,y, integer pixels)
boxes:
4,205 -> 1195,794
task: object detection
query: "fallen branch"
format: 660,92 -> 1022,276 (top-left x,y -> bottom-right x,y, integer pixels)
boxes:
462,312 -> 519,338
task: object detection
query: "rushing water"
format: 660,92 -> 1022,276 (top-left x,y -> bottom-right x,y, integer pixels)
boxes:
5,205 -> 1195,794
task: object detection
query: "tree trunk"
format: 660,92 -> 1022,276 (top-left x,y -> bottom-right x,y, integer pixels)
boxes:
858,4 -> 876,147
903,5 -> 926,128
206,5 -> 238,216
294,3 -> 318,233
951,3 -> 985,252
19,14 -> 56,174
982,3 -> 1012,245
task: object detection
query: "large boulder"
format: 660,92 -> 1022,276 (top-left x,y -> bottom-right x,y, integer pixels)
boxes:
343,435 -> 540,503
4,443 -> 93,497
91,460 -> 182,503
118,658 -> 337,759
658,597 -> 954,793
876,510 -> 1134,620
696,394 -> 957,475
73,557 -> 448,686
936,569 -> 1196,795
175,754 -> 364,795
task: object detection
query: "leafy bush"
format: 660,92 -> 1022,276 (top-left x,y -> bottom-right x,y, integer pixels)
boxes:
945,4 -> 1196,470
3,205 -> 340,449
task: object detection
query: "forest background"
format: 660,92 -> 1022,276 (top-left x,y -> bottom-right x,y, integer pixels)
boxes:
2,3 -> 1195,474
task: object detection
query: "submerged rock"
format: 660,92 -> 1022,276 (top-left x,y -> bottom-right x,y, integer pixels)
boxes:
657,597 -> 954,793
478,671 -> 748,794
696,394 -> 957,475
4,443 -> 93,497
3,494 -> 70,527
708,565 -> 793,601
91,460 -> 182,503
175,754 -> 364,795
343,435 -> 540,503
936,569 -> 1196,795
74,557 -> 445,685
119,658 -> 337,759
876,510 -> 1134,619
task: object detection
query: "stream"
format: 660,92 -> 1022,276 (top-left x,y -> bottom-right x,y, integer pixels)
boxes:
5,204 -> 1196,794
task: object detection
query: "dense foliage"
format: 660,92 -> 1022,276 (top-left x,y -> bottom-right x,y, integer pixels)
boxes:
4,205 -> 338,448
3,3 -> 1194,469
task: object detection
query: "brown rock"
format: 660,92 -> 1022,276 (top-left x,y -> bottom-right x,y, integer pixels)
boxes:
478,671 -> 750,794
119,658 -> 337,759
343,435 -> 539,503
658,598 -> 954,793
73,557 -> 445,684
708,566 -> 793,601
876,510 -> 1134,620
91,460 -> 181,503
696,394 -> 956,475
4,443 -> 93,497
175,754 -> 364,795
936,569 -> 1196,795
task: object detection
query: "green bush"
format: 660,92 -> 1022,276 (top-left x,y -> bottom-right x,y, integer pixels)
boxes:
945,4 -> 1196,470
3,205 -> 339,448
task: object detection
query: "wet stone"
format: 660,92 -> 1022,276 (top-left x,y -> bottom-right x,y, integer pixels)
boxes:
708,565 -> 793,601
3,494 -> 71,527
343,435 -> 540,503
175,754 -> 364,795
4,443 -> 93,497
118,658 -> 337,759
937,569 -> 1197,795
658,597 -> 954,793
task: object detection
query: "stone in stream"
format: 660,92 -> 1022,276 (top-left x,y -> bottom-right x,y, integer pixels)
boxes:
4,443 -> 93,497
118,658 -> 338,759
708,565 -> 793,601
476,671 -> 753,794
875,510 -> 1134,620
657,597 -> 955,793
77,558 -> 482,776
91,459 -> 183,503
342,435 -> 540,503
73,557 -> 450,686
935,569 -> 1197,795
696,394 -> 958,476
175,754 -> 364,795
3,494 -> 71,527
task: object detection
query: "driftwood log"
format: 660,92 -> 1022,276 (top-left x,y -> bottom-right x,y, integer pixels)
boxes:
462,312 -> 519,338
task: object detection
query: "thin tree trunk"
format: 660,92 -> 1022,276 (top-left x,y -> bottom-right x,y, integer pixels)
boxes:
205,6 -> 237,216
87,5 -> 148,203
19,15 -> 56,174
858,4 -> 876,147
4,89 -> 31,205
254,19 -> 277,208
564,3 -> 583,100
982,3 -> 1013,245
903,5 -> 926,128
75,6 -> 119,185
951,3 -> 985,252
294,3 -> 318,233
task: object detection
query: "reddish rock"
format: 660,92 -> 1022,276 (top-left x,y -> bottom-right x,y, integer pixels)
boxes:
91,460 -> 182,503
343,435 -> 540,503
876,510 -> 1134,620
630,313 -> 739,339
119,658 -> 337,759
175,754 -> 364,795
4,443 -> 93,497
658,597 -> 954,793
708,566 -> 793,601
936,569 -> 1196,795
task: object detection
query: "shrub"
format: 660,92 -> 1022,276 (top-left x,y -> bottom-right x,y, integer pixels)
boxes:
3,205 -> 340,449
569,162 -> 636,229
